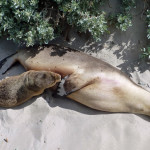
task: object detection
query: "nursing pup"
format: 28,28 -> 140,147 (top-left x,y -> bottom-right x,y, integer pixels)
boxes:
0,70 -> 61,107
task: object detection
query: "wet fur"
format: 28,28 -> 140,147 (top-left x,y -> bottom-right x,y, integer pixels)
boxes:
0,70 -> 61,107
1,44 -> 150,116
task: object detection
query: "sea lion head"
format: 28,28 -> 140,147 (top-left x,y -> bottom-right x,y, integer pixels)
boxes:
25,71 -> 61,90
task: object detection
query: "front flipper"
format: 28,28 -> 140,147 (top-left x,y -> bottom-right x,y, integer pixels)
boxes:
63,72 -> 96,95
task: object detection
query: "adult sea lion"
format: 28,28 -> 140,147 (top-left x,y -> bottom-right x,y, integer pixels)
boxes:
1,44 -> 150,116
0,70 -> 61,107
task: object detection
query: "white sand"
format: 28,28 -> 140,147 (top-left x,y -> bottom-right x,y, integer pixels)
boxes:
1,1 -> 150,150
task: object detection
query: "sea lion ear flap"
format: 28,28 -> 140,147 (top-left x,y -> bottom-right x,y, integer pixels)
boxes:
42,73 -> 47,79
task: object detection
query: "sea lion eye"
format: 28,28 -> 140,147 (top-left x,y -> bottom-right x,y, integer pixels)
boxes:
41,73 -> 47,79
35,73 -> 47,79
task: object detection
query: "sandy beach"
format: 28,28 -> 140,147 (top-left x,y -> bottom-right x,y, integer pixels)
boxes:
1,1 -> 150,150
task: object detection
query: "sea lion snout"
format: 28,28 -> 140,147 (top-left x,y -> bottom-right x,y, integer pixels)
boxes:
51,72 -> 61,82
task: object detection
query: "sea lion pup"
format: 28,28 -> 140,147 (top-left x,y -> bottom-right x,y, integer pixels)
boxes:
0,70 -> 61,107
1,44 -> 150,116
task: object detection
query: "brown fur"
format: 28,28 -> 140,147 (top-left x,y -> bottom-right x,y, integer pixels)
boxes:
1,44 -> 150,116
0,70 -> 61,107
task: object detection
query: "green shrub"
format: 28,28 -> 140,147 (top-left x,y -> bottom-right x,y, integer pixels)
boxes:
141,10 -> 150,60
147,10 -> 150,40
54,0 -> 107,41
0,0 -> 148,50
116,14 -> 132,31
141,47 -> 150,60
122,0 -> 136,12
0,0 -> 54,46
108,0 -> 135,31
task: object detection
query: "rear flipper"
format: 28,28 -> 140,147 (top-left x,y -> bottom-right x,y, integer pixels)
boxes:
0,52 -> 16,68
0,53 -> 18,74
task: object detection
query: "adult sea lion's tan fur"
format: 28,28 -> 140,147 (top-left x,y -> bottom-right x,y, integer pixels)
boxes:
0,70 -> 61,107
1,45 -> 150,116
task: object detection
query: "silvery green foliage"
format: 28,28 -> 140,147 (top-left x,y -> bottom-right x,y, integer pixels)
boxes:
115,0 -> 135,31
141,47 -> 150,60
122,0 -> 136,12
0,0 -> 54,46
141,10 -> 150,60
54,0 -> 134,40
147,10 -> 150,39
116,14 -> 132,31
0,0 -> 138,46
77,12 -> 107,41
54,0 -> 107,41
